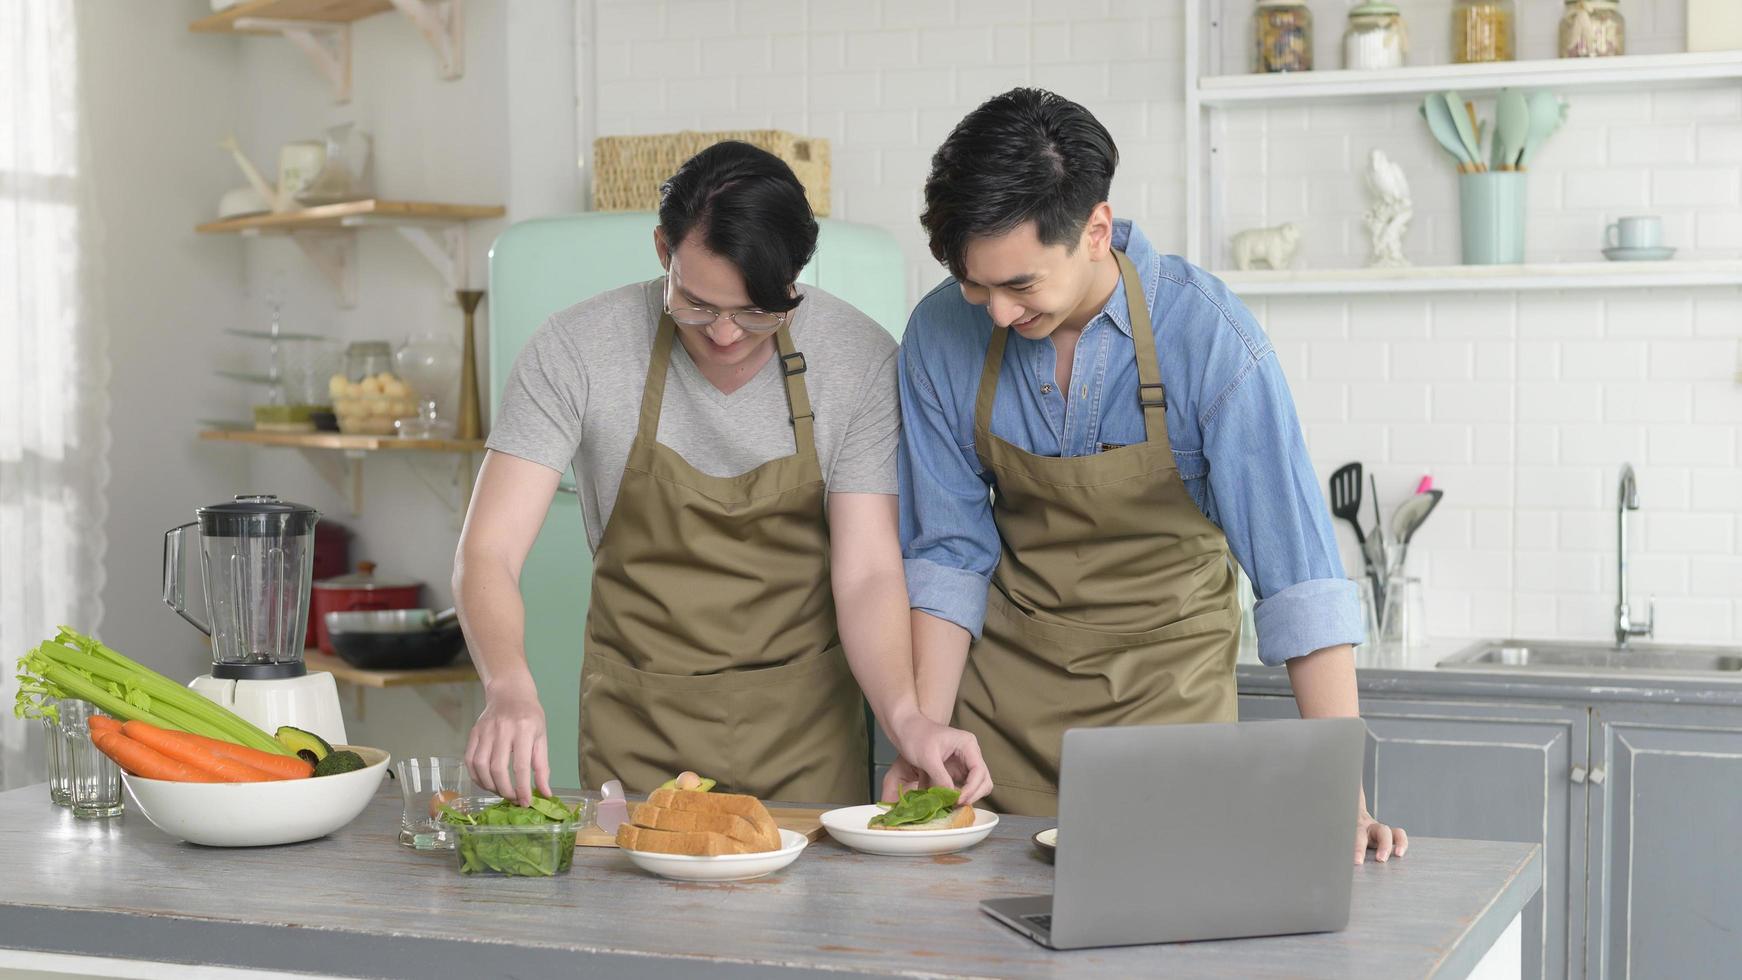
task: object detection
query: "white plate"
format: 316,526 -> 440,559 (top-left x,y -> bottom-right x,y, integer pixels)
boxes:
621,828 -> 808,882
819,804 -> 999,856
121,745 -> 389,847
1603,246 -> 1675,261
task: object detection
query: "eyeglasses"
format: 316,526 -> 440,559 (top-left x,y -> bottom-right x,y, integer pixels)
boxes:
663,274 -> 788,333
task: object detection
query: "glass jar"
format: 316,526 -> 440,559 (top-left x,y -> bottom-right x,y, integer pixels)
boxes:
1452,0 -> 1515,63
1255,0 -> 1312,73
345,340 -> 394,382
1344,2 -> 1407,70
1560,0 -> 1625,58
394,330 -> 461,421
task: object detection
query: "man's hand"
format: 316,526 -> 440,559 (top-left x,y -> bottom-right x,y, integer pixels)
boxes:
464,677 -> 552,806
884,713 -> 992,805
1356,805 -> 1407,864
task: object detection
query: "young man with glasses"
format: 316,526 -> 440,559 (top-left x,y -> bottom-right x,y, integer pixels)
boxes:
456,141 -> 989,806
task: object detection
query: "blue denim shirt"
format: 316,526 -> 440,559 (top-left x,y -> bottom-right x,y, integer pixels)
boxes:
898,220 -> 1363,667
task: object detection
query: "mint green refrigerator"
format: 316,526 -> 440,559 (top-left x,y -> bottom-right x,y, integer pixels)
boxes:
488,212 -> 907,787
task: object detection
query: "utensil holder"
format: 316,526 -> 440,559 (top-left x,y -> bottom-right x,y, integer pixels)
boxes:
1458,171 -> 1527,264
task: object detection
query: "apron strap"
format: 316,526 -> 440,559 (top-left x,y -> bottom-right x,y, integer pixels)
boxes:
1114,249 -> 1166,444
972,321 -> 1009,443
774,323 -> 817,452
972,248 -> 1164,445
637,314 -> 680,435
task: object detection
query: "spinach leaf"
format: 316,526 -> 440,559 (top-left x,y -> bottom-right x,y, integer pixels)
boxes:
869,787 -> 961,828
442,793 -> 580,876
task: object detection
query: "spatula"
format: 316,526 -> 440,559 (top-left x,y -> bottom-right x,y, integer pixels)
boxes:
1518,91 -> 1569,169
1421,96 -> 1476,173
1389,489 -> 1445,577
1494,89 -> 1530,171
1329,463 -> 1383,605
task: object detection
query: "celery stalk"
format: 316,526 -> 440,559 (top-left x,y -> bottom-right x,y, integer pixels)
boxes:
15,629 -> 292,756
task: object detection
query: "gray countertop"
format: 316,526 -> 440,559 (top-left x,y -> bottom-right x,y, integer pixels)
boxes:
0,785 -> 1540,979
1238,661 -> 1742,708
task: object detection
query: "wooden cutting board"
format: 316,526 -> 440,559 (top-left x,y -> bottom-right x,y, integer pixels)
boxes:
576,806 -> 829,848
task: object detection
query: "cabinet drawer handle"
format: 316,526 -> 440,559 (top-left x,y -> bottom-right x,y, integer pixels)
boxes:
1588,766 -> 1606,785
1570,765 -> 1588,783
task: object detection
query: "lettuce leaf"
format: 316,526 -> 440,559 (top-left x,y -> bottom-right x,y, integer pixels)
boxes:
869,787 -> 961,828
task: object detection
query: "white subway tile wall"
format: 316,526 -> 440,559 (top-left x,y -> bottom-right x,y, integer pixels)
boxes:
591,0 -> 1742,645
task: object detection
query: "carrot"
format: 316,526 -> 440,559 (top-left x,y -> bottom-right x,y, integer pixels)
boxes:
120,720 -> 280,782
88,715 -> 122,737
92,730 -> 223,783
174,728 -> 313,780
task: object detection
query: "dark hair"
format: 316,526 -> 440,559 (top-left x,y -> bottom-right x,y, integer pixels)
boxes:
657,141 -> 817,314
921,88 -> 1119,279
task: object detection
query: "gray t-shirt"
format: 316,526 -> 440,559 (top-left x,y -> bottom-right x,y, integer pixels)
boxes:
488,278 -> 900,551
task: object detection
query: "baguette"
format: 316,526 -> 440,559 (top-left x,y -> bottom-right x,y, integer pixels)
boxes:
871,805 -> 976,832
616,823 -> 757,856
629,803 -> 775,851
646,787 -> 780,850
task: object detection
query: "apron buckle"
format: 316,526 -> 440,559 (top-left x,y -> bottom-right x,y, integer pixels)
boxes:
1138,383 -> 1166,409
781,351 -> 808,376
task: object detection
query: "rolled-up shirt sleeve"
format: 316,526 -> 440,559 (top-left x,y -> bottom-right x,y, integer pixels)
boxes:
1200,325 -> 1366,666
897,321 -> 999,639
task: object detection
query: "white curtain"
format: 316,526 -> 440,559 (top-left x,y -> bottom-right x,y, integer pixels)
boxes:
0,0 -> 110,790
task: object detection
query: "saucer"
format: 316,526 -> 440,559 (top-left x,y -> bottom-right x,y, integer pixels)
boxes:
1603,246 -> 1675,261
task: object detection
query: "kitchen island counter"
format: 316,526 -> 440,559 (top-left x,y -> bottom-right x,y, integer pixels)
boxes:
0,786 -> 1538,979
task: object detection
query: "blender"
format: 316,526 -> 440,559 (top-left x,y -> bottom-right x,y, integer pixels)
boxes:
162,494 -> 347,743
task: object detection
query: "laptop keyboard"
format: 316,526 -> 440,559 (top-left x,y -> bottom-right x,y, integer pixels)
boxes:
1023,913 -> 1053,930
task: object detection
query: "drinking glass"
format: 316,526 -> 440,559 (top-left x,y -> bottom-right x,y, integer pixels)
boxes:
397,756 -> 471,849
59,700 -> 123,819
1378,575 -> 1426,667
43,700 -> 71,807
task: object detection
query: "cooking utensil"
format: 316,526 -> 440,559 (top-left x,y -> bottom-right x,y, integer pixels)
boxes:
324,607 -> 463,671
1445,92 -> 1484,171
1389,489 -> 1445,576
1369,474 -> 1390,608
1494,89 -> 1530,170
1518,91 -> 1568,168
1329,463 -> 1384,606
309,561 -> 424,655
1420,96 -> 1476,172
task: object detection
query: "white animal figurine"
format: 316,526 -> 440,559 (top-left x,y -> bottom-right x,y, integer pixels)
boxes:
1363,149 -> 1413,268
1230,222 -> 1300,271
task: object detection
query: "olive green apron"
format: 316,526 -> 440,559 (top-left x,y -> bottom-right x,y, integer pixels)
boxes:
578,314 -> 869,803
955,250 -> 1241,817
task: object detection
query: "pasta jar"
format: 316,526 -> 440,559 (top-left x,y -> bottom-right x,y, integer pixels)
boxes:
1344,2 -> 1408,70
1560,0 -> 1625,58
1452,0 -> 1515,63
1255,0 -> 1313,73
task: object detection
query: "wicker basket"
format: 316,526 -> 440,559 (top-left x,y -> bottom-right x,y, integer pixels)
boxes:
592,130 -> 831,217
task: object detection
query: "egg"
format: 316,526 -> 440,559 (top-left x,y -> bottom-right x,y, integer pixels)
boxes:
428,789 -> 459,820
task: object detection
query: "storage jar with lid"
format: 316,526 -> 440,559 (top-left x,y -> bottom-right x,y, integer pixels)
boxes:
1255,0 -> 1313,74
1560,0 -> 1625,58
1452,0 -> 1515,63
1344,2 -> 1407,70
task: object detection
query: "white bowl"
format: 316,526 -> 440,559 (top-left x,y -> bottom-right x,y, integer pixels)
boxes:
121,745 -> 390,847
621,828 -> 808,882
819,804 -> 999,856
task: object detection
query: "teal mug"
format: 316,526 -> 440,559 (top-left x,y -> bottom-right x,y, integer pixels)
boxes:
1459,172 -> 1528,265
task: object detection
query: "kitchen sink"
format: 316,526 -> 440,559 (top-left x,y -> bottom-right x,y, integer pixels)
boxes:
1438,639 -> 1742,676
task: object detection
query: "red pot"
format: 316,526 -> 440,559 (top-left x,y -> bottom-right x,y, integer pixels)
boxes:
309,561 -> 423,655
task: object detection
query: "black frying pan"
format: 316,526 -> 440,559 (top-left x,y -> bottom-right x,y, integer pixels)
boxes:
324,608 -> 464,670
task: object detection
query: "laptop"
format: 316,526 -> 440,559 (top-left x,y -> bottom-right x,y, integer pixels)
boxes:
982,717 -> 1366,950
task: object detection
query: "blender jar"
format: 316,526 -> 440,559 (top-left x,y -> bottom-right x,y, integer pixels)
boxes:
163,494 -> 319,679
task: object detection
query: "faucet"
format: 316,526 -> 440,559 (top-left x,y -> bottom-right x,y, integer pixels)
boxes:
1615,463 -> 1655,649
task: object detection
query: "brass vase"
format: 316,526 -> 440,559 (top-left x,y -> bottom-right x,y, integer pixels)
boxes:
456,289 -> 485,440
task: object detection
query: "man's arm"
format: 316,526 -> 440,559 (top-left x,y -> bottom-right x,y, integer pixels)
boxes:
454,451 -> 561,806
830,493 -> 989,803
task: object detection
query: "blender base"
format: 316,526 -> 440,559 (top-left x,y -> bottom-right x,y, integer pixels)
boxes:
189,671 -> 348,746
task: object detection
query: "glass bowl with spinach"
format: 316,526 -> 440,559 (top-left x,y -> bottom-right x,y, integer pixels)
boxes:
438,794 -> 593,877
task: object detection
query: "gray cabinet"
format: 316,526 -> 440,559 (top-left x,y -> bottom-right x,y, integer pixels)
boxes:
1585,704 -> 1742,980
1239,695 -> 1584,980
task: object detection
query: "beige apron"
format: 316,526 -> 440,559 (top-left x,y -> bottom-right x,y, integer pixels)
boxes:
578,315 -> 869,803
955,250 -> 1241,817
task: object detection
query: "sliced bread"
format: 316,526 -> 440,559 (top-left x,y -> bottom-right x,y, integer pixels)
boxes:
872,805 -> 976,831
616,823 -> 757,856
629,802 -> 776,852
646,787 -> 780,850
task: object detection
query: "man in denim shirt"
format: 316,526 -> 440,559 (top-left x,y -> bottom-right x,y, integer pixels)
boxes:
892,89 -> 1405,863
